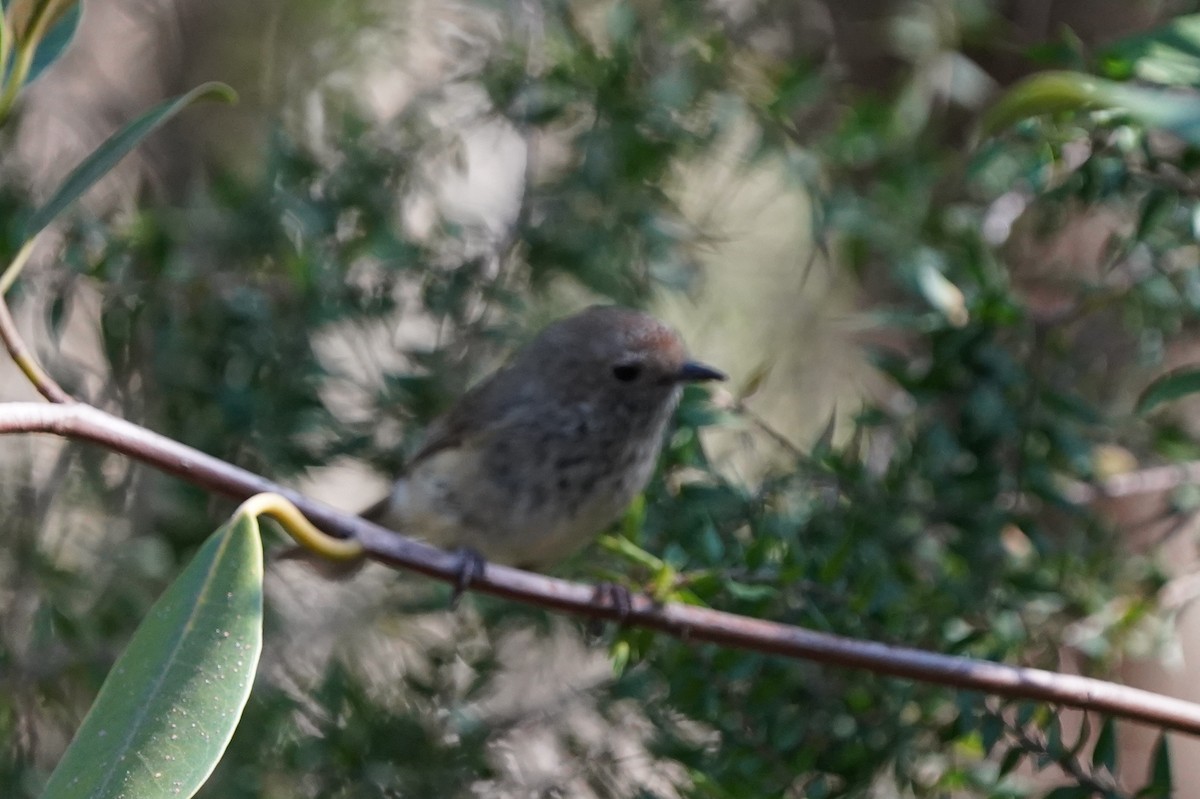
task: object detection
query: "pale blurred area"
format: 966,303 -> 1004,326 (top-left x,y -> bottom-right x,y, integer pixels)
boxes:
4,0 -> 1200,795
3,0 -> 862,456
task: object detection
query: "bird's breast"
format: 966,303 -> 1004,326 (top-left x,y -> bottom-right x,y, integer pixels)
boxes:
391,398 -> 674,567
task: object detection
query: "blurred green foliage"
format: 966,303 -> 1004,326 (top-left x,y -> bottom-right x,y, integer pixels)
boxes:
8,1 -> 1200,797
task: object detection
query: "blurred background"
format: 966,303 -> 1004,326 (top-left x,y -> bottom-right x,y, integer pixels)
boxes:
5,0 -> 1200,796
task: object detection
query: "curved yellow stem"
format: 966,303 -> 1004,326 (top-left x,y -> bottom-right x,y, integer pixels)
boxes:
0,235 -> 36,295
237,492 -> 364,561
0,231 -> 73,402
0,295 -> 71,402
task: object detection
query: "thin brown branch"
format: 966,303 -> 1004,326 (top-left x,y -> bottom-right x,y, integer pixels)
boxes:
3,400 -> 1200,736
0,298 -> 72,403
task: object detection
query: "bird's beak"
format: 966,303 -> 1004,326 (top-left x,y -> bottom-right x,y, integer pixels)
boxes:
676,361 -> 726,383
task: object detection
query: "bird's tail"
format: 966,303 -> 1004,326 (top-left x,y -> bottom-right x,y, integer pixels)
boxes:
358,493 -> 391,524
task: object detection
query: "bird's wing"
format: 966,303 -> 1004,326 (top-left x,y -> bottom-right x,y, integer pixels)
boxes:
357,413 -> 471,523
358,385 -> 500,523
405,369 -> 530,468
358,369 -> 536,523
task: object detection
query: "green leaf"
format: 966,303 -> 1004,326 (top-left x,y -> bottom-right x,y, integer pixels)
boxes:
40,512 -> 264,799
725,581 -> 780,602
1092,717 -> 1117,773
1044,714 -> 1065,759
1135,189 -> 1177,242
26,4 -> 81,84
1108,83 -> 1200,145
984,70 -> 1200,145
1101,15 -> 1200,86
23,81 -> 237,240
610,639 -> 631,676
979,712 -> 1003,756
983,72 -> 1116,132
997,746 -> 1024,777
1136,366 -> 1200,414
1139,734 -> 1173,796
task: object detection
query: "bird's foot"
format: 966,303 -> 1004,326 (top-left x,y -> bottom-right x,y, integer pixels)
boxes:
586,581 -> 635,639
449,546 -> 487,609
595,581 -> 635,621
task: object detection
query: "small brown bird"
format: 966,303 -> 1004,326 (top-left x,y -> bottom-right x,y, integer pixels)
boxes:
362,305 -> 725,571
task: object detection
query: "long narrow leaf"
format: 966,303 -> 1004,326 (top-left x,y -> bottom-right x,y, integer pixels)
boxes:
23,81 -> 237,239
1136,366 -> 1200,415
39,511 -> 264,799
6,0 -> 76,41
982,72 -> 1116,133
984,70 -> 1200,146
26,3 -> 80,84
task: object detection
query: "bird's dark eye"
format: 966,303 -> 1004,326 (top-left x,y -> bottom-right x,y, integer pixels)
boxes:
612,363 -> 642,382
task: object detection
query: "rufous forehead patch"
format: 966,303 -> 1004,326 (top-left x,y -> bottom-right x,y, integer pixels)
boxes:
628,321 -> 685,361
557,305 -> 687,364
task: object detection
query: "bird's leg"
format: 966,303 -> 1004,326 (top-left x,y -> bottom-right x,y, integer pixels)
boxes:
589,581 -> 635,635
449,546 -> 487,608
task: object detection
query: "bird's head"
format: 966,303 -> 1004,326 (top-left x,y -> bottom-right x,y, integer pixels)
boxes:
516,306 -> 725,412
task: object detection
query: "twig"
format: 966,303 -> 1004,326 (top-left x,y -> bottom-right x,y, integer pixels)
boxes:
0,298 -> 72,403
1063,461 -> 1200,504
733,399 -> 805,459
3,401 -> 1200,736
1004,714 -> 1123,797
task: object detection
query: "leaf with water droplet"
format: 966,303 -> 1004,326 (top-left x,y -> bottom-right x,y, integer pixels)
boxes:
40,511 -> 263,799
